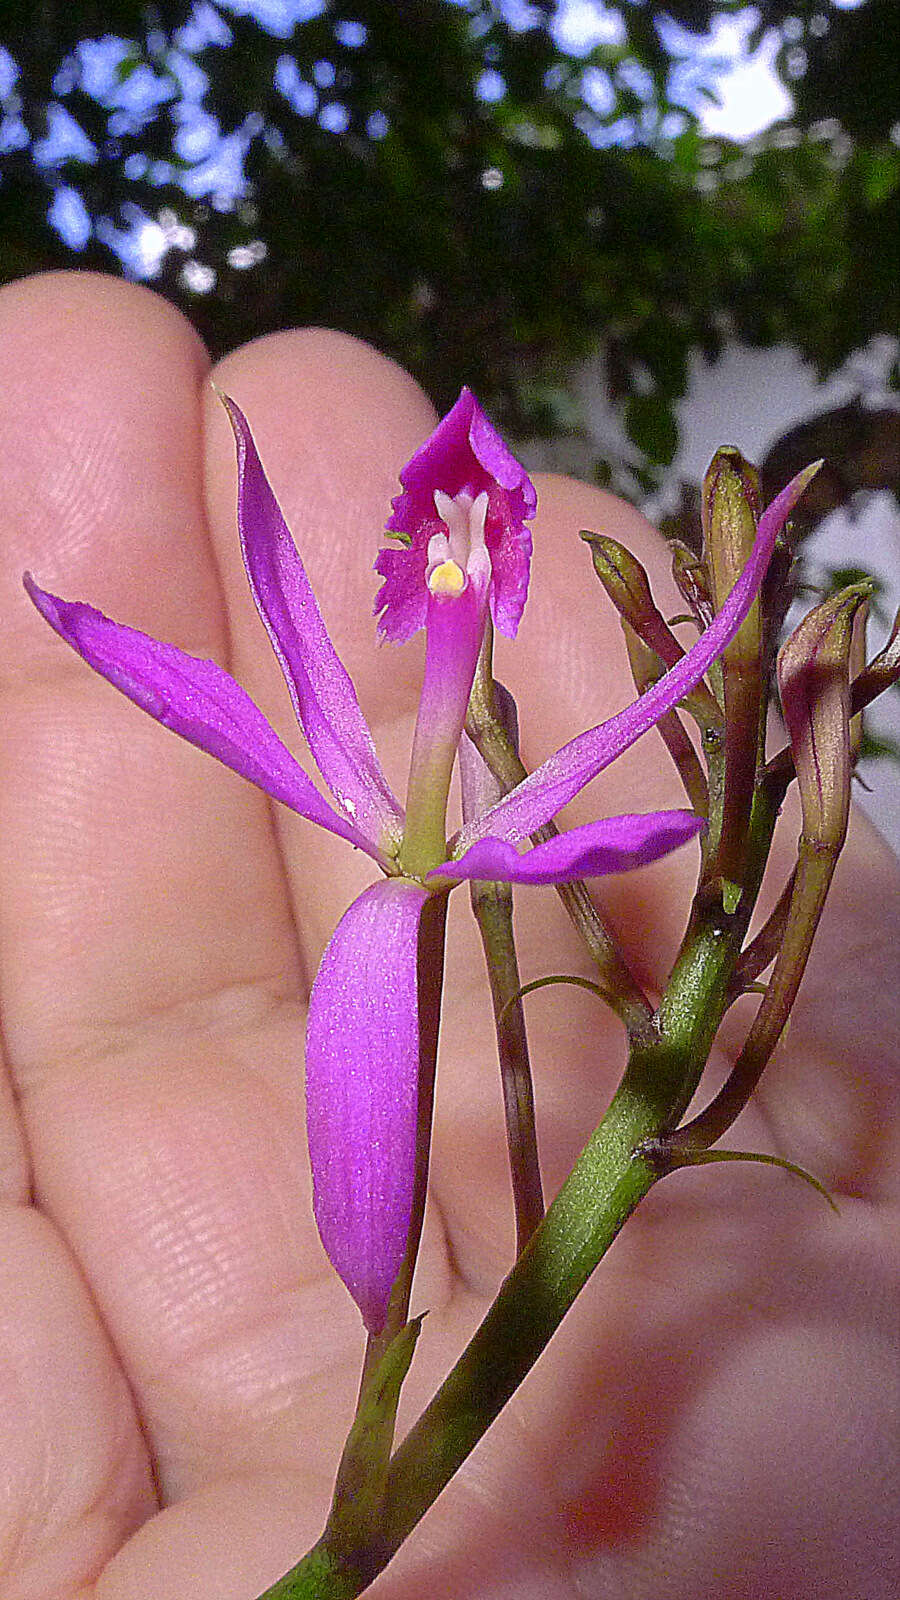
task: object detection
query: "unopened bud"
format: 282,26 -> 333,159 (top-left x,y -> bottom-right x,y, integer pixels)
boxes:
670,540 -> 712,627
460,680 -> 519,824
848,599 -> 869,764
622,624 -> 710,816
851,605 -> 900,718
581,531 -> 683,666
702,448 -> 762,657
701,449 -> 766,894
622,622 -> 660,696
777,583 -> 872,847
582,530 -> 722,731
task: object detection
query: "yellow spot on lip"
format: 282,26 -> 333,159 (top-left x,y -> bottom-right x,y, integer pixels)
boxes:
428,559 -> 466,597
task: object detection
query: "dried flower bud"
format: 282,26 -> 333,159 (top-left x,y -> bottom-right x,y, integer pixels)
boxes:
582,530 -> 722,732
581,532 -> 684,667
670,539 -> 713,627
777,583 -> 872,848
702,447 -> 762,666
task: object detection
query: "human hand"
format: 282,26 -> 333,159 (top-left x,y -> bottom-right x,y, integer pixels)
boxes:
1,271 -> 897,1600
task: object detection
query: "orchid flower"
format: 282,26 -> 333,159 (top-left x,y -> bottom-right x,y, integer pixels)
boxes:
25,387 -> 817,1334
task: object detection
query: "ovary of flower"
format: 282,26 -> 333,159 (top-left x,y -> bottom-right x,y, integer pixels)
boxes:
427,488 -> 490,597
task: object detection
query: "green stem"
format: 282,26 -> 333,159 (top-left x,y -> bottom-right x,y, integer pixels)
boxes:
257,909 -> 742,1599
380,912 -> 739,1552
464,672 -> 653,1040
671,833 -> 840,1150
256,1539 -> 370,1600
728,867 -> 796,997
470,878 -> 545,1251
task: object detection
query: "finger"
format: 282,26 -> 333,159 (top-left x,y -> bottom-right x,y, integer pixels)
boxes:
0,274 -> 358,1503
0,1204 -> 156,1595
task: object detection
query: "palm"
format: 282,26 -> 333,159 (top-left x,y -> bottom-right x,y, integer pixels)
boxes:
1,274 -> 896,1600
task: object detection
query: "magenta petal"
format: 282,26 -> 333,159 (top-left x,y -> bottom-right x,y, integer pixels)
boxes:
223,396 -> 403,851
25,578 -> 385,860
456,463 -> 819,847
306,878 -> 430,1333
431,810 -> 704,886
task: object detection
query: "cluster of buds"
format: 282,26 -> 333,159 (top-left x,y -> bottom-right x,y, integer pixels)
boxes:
588,447 -> 899,1168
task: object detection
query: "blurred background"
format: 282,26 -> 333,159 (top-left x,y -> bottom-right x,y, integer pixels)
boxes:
1,0 -> 897,842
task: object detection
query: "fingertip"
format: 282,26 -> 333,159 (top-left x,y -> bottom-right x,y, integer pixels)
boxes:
0,269 -> 208,384
0,270 -> 218,678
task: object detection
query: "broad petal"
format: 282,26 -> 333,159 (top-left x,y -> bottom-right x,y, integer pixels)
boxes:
306,878 -> 430,1333
222,396 -> 403,851
456,462 -> 820,847
25,578 -> 384,860
431,810 -> 704,886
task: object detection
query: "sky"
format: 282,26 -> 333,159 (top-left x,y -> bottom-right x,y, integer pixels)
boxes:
0,1 -> 821,278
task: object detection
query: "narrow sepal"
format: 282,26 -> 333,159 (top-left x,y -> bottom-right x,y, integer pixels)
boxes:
221,395 -> 403,850
24,577 -> 384,859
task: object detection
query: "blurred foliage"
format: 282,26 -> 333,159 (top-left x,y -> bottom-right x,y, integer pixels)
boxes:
0,0 -> 898,479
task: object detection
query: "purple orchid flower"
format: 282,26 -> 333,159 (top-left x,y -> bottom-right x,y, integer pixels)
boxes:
24,390 -> 817,1334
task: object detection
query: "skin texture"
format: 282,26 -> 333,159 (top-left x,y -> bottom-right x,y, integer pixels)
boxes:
0,271 -> 897,1600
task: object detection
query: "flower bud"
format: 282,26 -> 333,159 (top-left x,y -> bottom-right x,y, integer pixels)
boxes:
582,530 -> 722,732
702,447 -> 763,669
670,540 -> 712,628
701,449 -> 766,896
777,583 -> 872,848
848,599 -> 869,764
622,624 -> 709,815
851,605 -> 900,718
581,532 -> 684,668
460,680 -> 519,825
